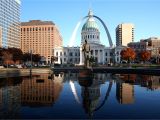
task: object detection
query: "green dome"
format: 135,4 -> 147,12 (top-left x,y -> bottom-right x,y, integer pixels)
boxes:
82,19 -> 99,31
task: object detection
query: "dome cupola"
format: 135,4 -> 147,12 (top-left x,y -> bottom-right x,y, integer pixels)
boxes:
81,10 -> 100,44
82,10 -> 99,31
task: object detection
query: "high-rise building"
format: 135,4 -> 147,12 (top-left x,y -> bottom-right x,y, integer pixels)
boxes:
21,20 -> 63,63
116,23 -> 134,46
0,0 -> 21,48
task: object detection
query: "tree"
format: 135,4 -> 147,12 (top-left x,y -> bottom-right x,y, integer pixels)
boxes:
120,48 -> 136,63
51,56 -> 58,64
32,54 -> 41,63
140,51 -> 151,63
8,48 -> 23,64
0,48 -> 4,65
22,53 -> 30,63
2,49 -> 13,65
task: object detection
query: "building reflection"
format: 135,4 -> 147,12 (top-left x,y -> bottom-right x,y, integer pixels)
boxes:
0,77 -> 22,119
20,74 -> 63,107
117,74 -> 160,90
78,73 -> 106,117
116,74 -> 135,104
136,75 -> 160,90
116,83 -> 134,104
116,74 -> 160,104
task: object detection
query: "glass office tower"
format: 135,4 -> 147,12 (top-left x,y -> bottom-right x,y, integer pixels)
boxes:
0,0 -> 21,48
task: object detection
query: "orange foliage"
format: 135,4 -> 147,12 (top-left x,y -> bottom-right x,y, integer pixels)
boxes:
140,51 -> 151,62
120,48 -> 136,62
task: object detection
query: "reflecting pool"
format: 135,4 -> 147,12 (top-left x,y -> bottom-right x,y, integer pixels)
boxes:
0,73 -> 160,119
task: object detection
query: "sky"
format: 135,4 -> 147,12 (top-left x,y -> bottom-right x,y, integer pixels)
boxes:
21,0 -> 160,47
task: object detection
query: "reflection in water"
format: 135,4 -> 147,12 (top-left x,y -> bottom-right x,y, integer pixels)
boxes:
20,74 -> 63,107
70,81 -> 81,104
116,83 -> 134,104
118,74 -> 160,90
78,72 -> 110,118
0,77 -> 22,119
0,73 -> 159,119
0,74 -> 64,118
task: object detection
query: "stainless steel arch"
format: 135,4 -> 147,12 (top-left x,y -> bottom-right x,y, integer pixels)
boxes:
85,15 -> 113,47
69,15 -> 113,47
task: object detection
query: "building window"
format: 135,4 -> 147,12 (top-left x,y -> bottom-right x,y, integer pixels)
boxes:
75,53 -> 77,56
64,58 -> 66,62
69,52 -> 73,56
105,52 -> 107,56
60,52 -> 62,56
117,51 -> 119,55
117,57 -> 119,62
91,50 -> 93,55
64,52 -> 66,56
106,58 -> 107,61
70,58 -> 72,62
95,50 -> 98,55
56,52 -> 58,56
75,58 -> 77,62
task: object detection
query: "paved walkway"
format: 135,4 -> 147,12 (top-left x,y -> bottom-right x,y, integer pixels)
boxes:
0,68 -> 51,78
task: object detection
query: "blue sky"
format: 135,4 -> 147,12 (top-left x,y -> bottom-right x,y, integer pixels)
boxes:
21,0 -> 160,46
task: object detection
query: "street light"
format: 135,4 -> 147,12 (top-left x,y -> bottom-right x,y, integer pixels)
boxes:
30,49 -> 32,75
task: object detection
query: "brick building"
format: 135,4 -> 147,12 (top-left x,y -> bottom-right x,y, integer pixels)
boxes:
21,20 -> 63,64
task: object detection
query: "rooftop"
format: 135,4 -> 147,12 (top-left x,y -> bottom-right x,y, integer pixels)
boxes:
21,20 -> 55,26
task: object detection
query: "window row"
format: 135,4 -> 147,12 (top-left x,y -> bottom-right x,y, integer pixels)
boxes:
21,27 -> 54,32
82,34 -> 99,39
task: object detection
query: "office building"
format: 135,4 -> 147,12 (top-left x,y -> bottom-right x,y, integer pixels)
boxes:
0,0 -> 21,48
116,23 -> 134,46
21,20 -> 63,64
128,37 -> 160,57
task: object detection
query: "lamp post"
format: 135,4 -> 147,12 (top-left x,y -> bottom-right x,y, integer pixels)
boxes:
30,49 -> 32,75
51,56 -> 54,69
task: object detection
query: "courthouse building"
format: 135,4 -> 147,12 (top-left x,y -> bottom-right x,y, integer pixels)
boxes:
54,10 -> 124,65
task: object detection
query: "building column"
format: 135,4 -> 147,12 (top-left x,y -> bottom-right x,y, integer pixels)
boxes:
79,45 -> 83,65
58,55 -> 60,64
98,50 -> 100,63
102,50 -> 105,64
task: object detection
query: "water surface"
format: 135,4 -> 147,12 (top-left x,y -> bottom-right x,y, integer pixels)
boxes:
0,73 -> 160,119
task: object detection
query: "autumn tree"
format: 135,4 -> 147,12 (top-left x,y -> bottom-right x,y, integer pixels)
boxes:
140,51 -> 151,63
2,49 -> 13,65
120,48 -> 136,63
8,48 -> 23,64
